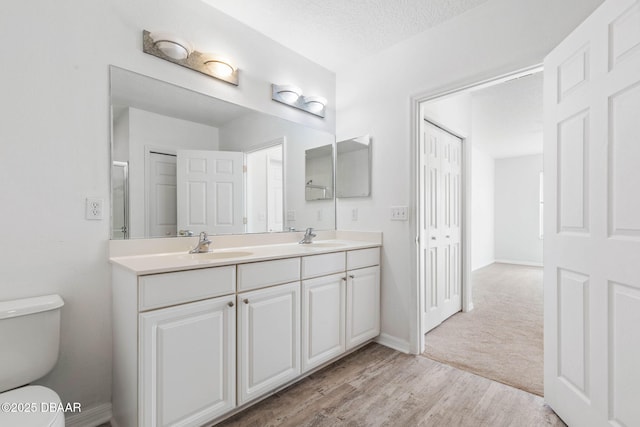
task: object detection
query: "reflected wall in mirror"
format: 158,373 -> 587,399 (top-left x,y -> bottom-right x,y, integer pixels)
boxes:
110,66 -> 335,239
305,144 -> 334,201
336,135 -> 371,198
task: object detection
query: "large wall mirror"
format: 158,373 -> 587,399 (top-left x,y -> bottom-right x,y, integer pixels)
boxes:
110,66 -> 335,239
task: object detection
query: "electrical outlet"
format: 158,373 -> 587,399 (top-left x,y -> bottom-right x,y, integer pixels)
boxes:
317,209 -> 323,221
287,210 -> 296,221
390,206 -> 408,221
351,208 -> 358,221
86,197 -> 104,220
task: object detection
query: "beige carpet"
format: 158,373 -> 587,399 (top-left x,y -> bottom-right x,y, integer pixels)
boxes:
421,263 -> 544,396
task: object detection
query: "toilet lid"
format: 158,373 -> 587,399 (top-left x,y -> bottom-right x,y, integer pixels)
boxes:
0,385 -> 65,426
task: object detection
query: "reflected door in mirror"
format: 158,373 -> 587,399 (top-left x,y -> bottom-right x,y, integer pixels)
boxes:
177,150 -> 245,235
246,144 -> 284,233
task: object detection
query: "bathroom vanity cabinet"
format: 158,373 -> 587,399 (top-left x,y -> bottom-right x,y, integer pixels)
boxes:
111,242 -> 380,427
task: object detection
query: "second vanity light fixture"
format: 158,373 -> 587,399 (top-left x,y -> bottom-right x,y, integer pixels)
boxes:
142,30 -> 238,86
272,84 -> 327,118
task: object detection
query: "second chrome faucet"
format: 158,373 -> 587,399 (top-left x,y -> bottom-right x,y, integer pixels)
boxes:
190,231 -> 212,253
299,227 -> 316,244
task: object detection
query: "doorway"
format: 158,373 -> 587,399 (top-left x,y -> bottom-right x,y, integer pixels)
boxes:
416,68 -> 545,395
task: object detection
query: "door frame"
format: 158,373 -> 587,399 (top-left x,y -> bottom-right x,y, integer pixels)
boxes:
409,63 -> 544,354
243,137 -> 287,232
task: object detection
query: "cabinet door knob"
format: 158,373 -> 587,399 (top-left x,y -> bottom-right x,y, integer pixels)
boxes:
341,277 -> 347,282
243,298 -> 249,304
349,275 -> 355,279
227,301 -> 234,307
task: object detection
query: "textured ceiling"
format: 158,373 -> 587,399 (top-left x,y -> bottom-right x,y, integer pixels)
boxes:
201,0 -> 491,71
471,72 -> 543,159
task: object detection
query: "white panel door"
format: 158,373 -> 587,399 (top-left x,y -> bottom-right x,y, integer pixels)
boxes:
176,150 -> 244,235
140,296 -> 235,427
544,1 -> 640,426
302,273 -> 346,372
147,152 -> 177,238
237,281 -> 301,405
420,121 -> 462,333
346,266 -> 380,350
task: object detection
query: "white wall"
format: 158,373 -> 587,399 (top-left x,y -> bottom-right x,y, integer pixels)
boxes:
336,0 -> 603,350
471,147 -> 496,270
494,154 -> 543,265
0,0 -> 334,412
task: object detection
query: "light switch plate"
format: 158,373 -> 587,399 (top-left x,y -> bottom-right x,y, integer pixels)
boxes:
390,206 -> 408,221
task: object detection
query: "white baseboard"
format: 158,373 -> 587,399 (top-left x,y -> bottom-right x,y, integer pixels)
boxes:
471,259 -> 496,271
66,402 -> 112,427
375,333 -> 411,354
495,259 -> 543,268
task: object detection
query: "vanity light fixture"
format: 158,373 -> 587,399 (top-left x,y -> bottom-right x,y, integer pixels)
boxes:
203,55 -> 236,78
142,30 -> 239,86
303,96 -> 327,114
149,32 -> 192,60
272,84 -> 326,118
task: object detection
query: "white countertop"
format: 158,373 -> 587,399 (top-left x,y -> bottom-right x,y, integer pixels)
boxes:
110,239 -> 381,275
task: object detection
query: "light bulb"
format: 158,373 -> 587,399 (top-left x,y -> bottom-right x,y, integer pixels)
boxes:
276,85 -> 301,103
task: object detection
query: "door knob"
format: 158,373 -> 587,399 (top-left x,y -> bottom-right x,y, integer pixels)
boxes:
431,237 -> 436,240
227,301 -> 234,307
349,275 -> 355,279
243,298 -> 249,304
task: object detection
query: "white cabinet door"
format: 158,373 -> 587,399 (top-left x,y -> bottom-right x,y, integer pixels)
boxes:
544,0 -> 640,426
237,281 -> 301,405
140,296 -> 235,427
302,273 -> 346,372
346,266 -> 380,350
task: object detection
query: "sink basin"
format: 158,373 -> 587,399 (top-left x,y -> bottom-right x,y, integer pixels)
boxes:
178,251 -> 253,261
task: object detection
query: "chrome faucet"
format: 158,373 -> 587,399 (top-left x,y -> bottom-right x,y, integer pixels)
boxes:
189,231 -> 212,253
299,227 -> 316,244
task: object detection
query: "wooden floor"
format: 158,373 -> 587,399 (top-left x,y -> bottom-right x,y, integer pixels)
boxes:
217,343 -> 565,427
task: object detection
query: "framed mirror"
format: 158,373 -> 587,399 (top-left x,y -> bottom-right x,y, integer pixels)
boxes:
110,66 -> 335,239
336,135 -> 371,198
305,144 -> 334,201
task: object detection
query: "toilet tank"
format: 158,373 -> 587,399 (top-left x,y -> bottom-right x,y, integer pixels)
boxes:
0,295 -> 64,392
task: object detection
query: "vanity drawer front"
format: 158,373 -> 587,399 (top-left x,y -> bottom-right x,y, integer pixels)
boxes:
347,248 -> 380,270
139,266 -> 236,311
237,258 -> 301,291
301,252 -> 346,279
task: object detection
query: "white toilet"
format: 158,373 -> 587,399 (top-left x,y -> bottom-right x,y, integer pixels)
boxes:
0,295 -> 66,427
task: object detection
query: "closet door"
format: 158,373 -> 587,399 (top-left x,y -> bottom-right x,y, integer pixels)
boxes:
421,121 -> 462,333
